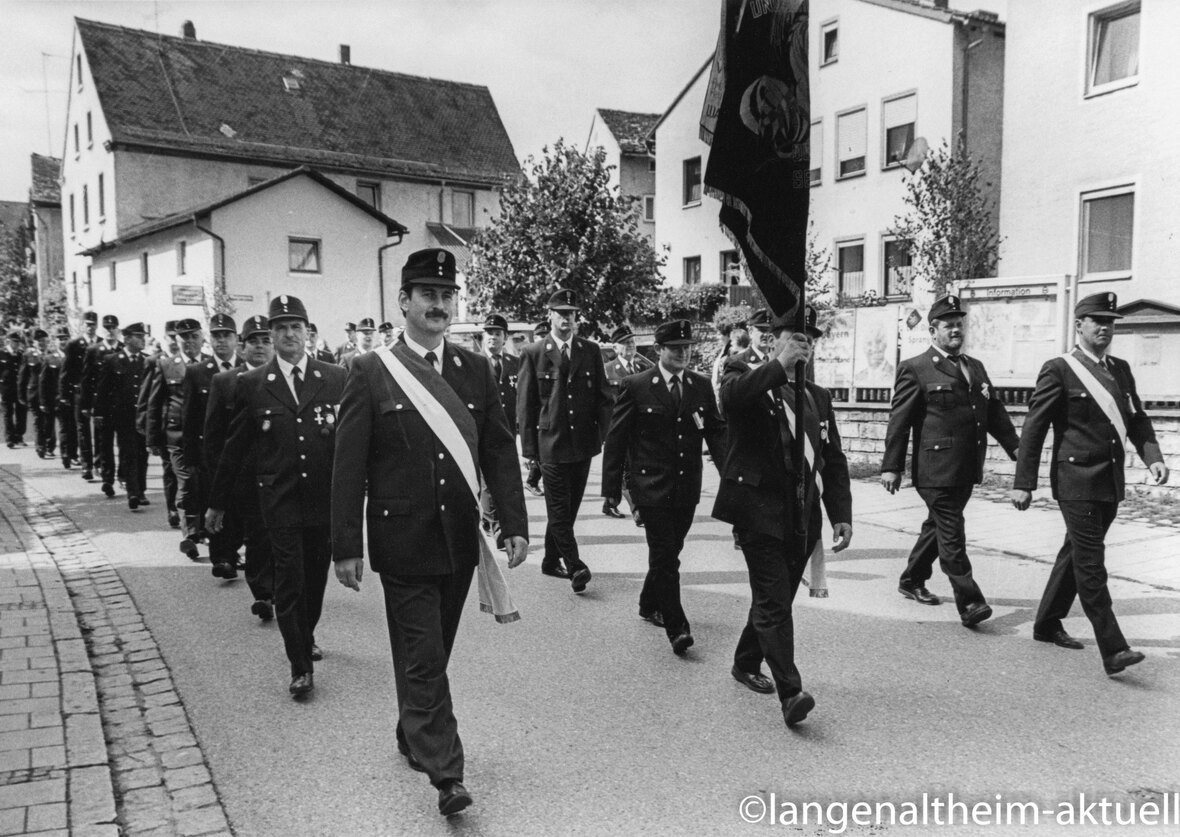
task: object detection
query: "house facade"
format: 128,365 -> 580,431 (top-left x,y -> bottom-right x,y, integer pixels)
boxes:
29,154 -> 64,323
650,0 -> 1004,300
61,18 -> 519,334
584,108 -> 659,242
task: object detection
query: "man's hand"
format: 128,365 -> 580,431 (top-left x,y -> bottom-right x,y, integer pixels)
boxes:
206,508 -> 226,533
775,333 -> 812,371
1010,489 -> 1031,510
1150,461 -> 1169,485
881,471 -> 901,494
335,557 -> 364,591
504,536 -> 529,568
831,522 -> 853,553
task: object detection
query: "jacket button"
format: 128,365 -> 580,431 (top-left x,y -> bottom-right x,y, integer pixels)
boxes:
440,478 -> 446,485
296,418 -> 302,423
383,509 -> 389,517
738,476 -> 743,482
1068,456 -> 1075,462
396,403 -> 403,410
301,472 -> 307,478
300,454 -> 306,460
441,504 -> 446,511
934,445 -> 940,450
438,453 -> 444,460
299,436 -> 304,441
467,403 -> 474,409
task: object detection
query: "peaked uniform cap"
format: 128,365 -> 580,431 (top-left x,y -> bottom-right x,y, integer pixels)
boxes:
33,329 -> 49,340
345,322 -> 357,331
82,311 -> 98,324
241,316 -> 269,340
483,313 -> 509,332
770,306 -> 824,338
1075,292 -> 1123,319
533,321 -> 551,335
268,294 -> 309,323
102,315 -> 119,329
928,294 -> 966,323
654,319 -> 696,346
174,318 -> 201,334
209,313 -> 237,333
609,325 -> 635,344
747,308 -> 770,328
122,322 -> 147,336
357,317 -> 377,332
164,320 -> 178,336
402,248 -> 459,288
547,289 -> 579,311
56,326 -> 71,340
379,321 -> 394,333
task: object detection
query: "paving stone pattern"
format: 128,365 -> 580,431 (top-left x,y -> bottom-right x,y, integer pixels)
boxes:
0,467 -> 232,837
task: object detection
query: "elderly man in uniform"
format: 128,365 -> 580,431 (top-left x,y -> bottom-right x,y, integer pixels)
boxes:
379,321 -> 396,348
479,313 -> 519,539
202,315 -> 275,617
305,324 -> 336,364
61,312 -> 99,475
603,319 -> 726,655
881,294 -> 1019,627
714,308 -> 853,726
341,318 -> 377,369
517,288 -> 614,591
208,297 -> 346,697
603,324 -> 654,524
334,322 -> 358,363
80,316 -> 122,496
1,332 -> 27,449
734,309 -> 772,366
522,320 -> 552,498
180,314 -> 243,578
333,249 -> 528,816
1012,292 -> 1167,676
93,323 -> 149,509
38,328 -> 72,466
19,329 -> 50,458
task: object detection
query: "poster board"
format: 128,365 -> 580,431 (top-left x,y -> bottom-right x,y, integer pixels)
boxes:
814,308 -> 854,389
852,305 -> 897,388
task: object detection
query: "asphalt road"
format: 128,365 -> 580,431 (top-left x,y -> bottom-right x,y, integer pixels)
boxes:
10,449 -> 1180,836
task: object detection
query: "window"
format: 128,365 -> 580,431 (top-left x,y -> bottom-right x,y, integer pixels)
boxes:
73,124 -> 79,156
720,250 -> 742,285
86,266 -> 92,306
176,241 -> 187,276
86,112 -> 93,147
648,158 -> 656,172
109,261 -> 117,291
683,256 -> 701,286
69,194 -> 75,233
1087,2 -> 1140,96
140,253 -> 149,284
882,93 -> 916,169
821,19 -> 839,66
356,181 -> 381,211
683,157 -> 702,205
1081,187 -> 1134,278
289,238 -> 322,273
836,108 -> 866,179
642,195 -> 655,222
71,272 -> 78,307
452,191 -> 475,227
97,174 -> 105,218
809,119 -> 823,185
76,54 -> 82,89
82,185 -> 89,226
883,237 -> 913,297
836,240 -> 865,298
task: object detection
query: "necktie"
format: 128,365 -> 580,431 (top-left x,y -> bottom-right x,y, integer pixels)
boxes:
947,354 -> 960,366
492,354 -> 502,380
670,375 -> 681,409
425,351 -> 439,374
560,344 -> 570,378
292,365 -> 303,400
221,360 -> 231,371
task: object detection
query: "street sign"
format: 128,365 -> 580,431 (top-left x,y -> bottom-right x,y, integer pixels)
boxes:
172,285 -> 206,306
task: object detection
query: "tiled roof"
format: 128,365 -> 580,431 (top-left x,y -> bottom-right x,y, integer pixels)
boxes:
76,18 -> 520,186
81,167 -> 406,256
597,109 -> 660,155
30,155 -> 62,205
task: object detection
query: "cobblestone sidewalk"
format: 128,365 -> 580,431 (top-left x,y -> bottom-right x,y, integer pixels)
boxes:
0,467 -> 231,837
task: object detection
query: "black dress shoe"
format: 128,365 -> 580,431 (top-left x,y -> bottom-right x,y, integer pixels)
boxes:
136,496 -> 150,506
639,609 -> 664,628
62,458 -> 72,469
782,691 -> 815,727
898,583 -> 941,606
671,632 -> 694,656
602,501 -> 625,518
211,562 -> 238,579
289,672 -> 314,696
310,644 -> 324,662
731,666 -> 775,694
437,781 -> 472,816
960,602 -> 993,627
525,483 -> 544,497
179,539 -> 200,561
397,740 -> 427,773
570,567 -> 591,593
540,561 -> 569,580
128,496 -> 140,510
1034,629 -> 1084,650
167,510 -> 181,528
1103,648 -> 1145,675
81,469 -> 94,481
632,509 -> 645,528
101,483 -> 115,498
250,600 -> 274,621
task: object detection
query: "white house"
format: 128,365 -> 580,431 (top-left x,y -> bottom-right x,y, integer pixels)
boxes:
584,108 -> 659,242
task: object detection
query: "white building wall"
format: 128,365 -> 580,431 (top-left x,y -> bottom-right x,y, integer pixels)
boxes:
584,112 -> 624,192
998,0 -> 1180,304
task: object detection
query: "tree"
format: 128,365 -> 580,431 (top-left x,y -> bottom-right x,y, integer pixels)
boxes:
889,134 -> 1001,297
0,216 -> 38,327
468,139 -> 664,336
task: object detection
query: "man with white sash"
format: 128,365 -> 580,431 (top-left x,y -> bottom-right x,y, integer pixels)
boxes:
332,249 -> 528,818
713,307 -> 853,728
1012,292 -> 1167,676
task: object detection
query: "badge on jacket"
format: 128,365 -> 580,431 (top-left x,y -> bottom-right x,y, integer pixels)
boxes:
692,411 -> 704,430
981,382 -> 989,400
820,420 -> 829,442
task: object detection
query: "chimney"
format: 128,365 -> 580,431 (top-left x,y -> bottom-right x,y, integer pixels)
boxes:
180,20 -> 196,39
339,44 -> 351,65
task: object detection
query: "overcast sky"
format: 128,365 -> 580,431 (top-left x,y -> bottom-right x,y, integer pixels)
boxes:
0,0 -> 1007,200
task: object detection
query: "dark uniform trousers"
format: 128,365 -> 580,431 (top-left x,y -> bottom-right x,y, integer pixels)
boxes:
75,398 -> 93,469
269,526 -> 331,676
3,396 -> 25,444
116,425 -> 148,499
636,505 -> 696,639
540,458 -> 593,570
901,485 -> 985,612
239,508 -> 274,603
56,398 -> 78,463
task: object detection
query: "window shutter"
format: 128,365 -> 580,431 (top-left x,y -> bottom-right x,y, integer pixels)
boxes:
883,94 -> 916,129
838,109 -> 866,163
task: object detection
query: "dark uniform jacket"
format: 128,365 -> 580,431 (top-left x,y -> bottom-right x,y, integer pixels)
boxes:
712,358 -> 852,541
146,354 -> 201,449
882,346 -> 1019,488
0,348 -> 21,401
332,342 -> 527,576
37,349 -> 66,410
517,335 -> 614,463
202,366 -> 260,512
209,356 -> 346,529
602,366 -> 726,508
604,354 -> 654,392
93,350 -> 148,426
79,339 -> 122,413
1014,348 -> 1162,503
59,336 -> 92,402
314,348 -> 336,365
180,356 -> 244,466
485,350 -> 519,435
18,348 -> 44,407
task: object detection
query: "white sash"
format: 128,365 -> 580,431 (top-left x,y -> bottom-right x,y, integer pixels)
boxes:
375,345 -> 520,623
1061,353 -> 1127,451
780,391 -> 829,599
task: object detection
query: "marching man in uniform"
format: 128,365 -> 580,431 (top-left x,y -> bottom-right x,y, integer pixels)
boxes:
1011,292 -> 1167,676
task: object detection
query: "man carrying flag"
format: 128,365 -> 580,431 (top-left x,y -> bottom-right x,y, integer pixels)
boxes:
332,249 -> 528,817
